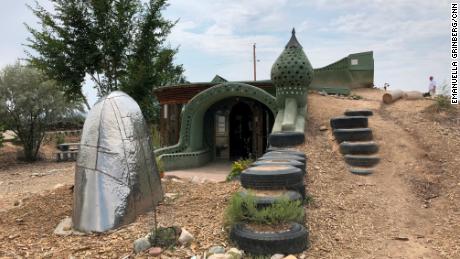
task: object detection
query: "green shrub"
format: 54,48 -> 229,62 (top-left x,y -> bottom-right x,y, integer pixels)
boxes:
224,192 -> 304,227
151,126 -> 161,148
55,133 -> 65,146
434,95 -> 453,111
156,156 -> 164,173
0,125 -> 4,148
226,159 -> 253,181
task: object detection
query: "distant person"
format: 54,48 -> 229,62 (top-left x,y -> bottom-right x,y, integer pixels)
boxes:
383,82 -> 389,91
428,76 -> 436,96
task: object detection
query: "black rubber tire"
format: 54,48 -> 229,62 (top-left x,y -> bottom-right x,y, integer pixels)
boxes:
344,109 -> 373,116
269,131 -> 305,147
240,165 -> 303,190
260,154 -> 306,164
349,167 -> 374,175
330,116 -> 368,129
290,182 -> 306,199
239,190 -> 303,207
339,141 -> 379,155
264,150 -> 306,159
344,155 -> 380,167
333,128 -> 373,143
252,159 -> 305,174
230,222 -> 308,255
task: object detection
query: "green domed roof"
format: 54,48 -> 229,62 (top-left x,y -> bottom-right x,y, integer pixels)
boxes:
271,29 -> 314,97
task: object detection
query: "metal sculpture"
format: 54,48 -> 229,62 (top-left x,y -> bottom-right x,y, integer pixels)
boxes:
73,91 -> 163,232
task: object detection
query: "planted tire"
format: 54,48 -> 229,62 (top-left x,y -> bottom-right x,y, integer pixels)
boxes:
344,155 -> 380,167
349,167 -> 374,175
240,165 -> 303,190
344,109 -> 373,116
333,128 -> 373,142
260,154 -> 306,165
269,131 -> 305,147
230,222 -> 308,255
239,190 -> 303,208
252,159 -> 305,174
264,150 -> 306,160
339,141 -> 379,155
330,116 -> 368,129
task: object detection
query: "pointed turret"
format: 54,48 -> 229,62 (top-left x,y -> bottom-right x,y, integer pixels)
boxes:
285,28 -> 302,49
271,28 -> 314,107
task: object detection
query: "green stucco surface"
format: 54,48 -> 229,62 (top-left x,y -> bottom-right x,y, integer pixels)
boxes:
155,82 -> 277,171
310,51 -> 374,89
155,32 -> 374,169
270,29 -> 312,136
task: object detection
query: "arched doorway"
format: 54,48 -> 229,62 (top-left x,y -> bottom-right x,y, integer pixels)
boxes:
229,102 -> 253,159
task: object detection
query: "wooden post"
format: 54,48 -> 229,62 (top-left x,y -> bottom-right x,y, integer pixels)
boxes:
382,90 -> 404,104
253,43 -> 257,81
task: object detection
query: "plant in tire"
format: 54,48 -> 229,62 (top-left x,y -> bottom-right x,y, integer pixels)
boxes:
224,192 -> 308,255
224,192 -> 304,227
226,159 -> 253,181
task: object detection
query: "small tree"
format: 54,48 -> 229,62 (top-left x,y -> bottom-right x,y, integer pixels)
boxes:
26,0 -> 185,123
0,63 -> 83,161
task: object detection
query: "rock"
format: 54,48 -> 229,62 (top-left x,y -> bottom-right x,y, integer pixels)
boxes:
208,255 -> 231,259
283,255 -> 297,259
226,248 -> 243,259
271,254 -> 285,259
319,125 -> 328,131
299,255 -> 306,259
54,217 -> 73,236
148,247 -> 162,256
53,183 -> 65,190
208,245 -> 226,254
164,193 -> 179,199
178,228 -> 194,245
133,237 -> 151,253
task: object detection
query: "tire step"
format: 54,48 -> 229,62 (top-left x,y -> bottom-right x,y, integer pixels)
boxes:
264,149 -> 307,159
344,109 -> 373,116
344,154 -> 380,167
253,159 -> 306,174
340,141 -> 379,155
330,116 -> 368,129
269,131 -> 305,148
333,128 -> 373,142
349,166 -> 375,175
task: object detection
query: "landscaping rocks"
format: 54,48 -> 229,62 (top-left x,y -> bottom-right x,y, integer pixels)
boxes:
133,237 -> 151,253
53,217 -> 73,236
271,254 -> 285,259
226,248 -> 243,259
178,228 -> 194,245
148,247 -> 162,256
208,254 -> 232,259
208,246 -> 226,254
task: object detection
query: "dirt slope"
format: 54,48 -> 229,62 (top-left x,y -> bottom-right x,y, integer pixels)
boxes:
304,89 -> 459,258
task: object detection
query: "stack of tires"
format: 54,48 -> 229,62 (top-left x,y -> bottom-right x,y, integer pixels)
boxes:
331,109 -> 380,175
229,148 -> 309,255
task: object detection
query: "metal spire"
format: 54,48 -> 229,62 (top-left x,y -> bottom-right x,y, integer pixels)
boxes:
285,27 -> 302,49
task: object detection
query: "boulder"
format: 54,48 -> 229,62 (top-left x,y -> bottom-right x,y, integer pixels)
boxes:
73,91 -> 163,232
133,237 -> 151,253
178,228 -> 194,245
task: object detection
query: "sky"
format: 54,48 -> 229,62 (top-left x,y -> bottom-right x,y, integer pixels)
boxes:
0,0 -> 451,106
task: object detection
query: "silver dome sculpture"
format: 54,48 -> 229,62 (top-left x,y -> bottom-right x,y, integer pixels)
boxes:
73,91 -> 163,232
